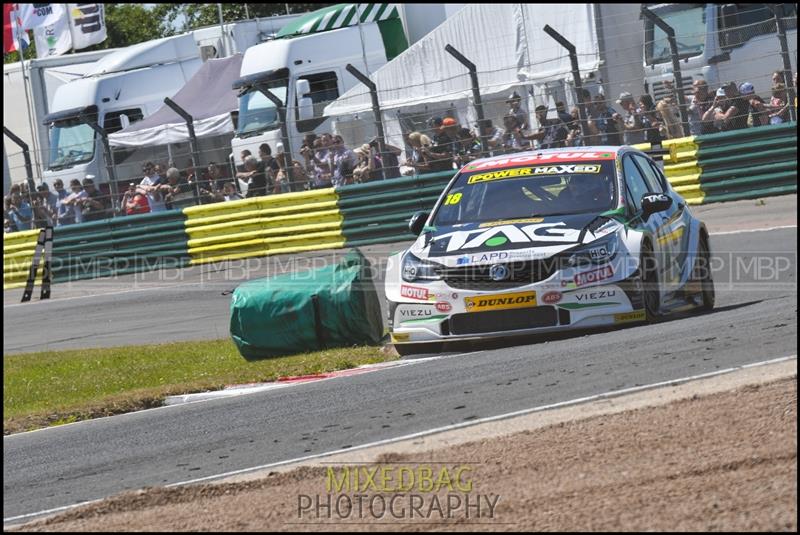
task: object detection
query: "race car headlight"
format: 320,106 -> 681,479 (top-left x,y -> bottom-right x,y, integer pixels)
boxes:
402,253 -> 442,282
566,238 -> 619,267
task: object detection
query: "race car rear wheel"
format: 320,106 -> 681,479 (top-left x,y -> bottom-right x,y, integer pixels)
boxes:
695,234 -> 715,312
641,243 -> 661,322
394,342 -> 444,357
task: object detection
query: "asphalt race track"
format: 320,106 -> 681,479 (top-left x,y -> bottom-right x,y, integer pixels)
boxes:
3,195 -> 797,354
3,196 -> 798,523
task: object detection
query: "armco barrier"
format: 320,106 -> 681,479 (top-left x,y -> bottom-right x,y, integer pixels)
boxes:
50,210 -> 191,284
693,121 -> 797,203
660,122 -> 797,205
183,188 -> 345,265
662,135 -> 704,205
4,129 -> 795,288
3,229 -> 44,290
337,171 -> 454,247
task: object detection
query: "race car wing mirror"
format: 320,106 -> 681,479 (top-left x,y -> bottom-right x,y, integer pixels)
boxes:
641,193 -> 673,221
409,211 -> 429,236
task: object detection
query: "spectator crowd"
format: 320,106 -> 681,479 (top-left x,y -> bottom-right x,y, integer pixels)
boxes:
5,70 -> 796,232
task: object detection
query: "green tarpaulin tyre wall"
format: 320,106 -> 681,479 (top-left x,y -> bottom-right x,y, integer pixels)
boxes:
229,250 -> 384,360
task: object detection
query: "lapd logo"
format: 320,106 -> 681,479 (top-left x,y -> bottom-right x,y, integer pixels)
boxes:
489,264 -> 510,281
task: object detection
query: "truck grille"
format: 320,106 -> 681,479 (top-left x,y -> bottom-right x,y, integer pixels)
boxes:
651,79 -> 693,102
438,259 -> 562,291
449,306 -> 559,335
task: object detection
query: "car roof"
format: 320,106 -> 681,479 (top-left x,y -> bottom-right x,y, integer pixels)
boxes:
460,146 -> 643,173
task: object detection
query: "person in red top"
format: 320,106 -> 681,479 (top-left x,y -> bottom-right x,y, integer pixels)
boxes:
121,182 -> 150,215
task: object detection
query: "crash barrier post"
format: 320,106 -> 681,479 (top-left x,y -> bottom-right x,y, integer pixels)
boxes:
20,226 -> 52,302
183,188 -> 345,265
336,171 -> 456,247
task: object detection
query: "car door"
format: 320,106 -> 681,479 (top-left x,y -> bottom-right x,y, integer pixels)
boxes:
621,154 -> 672,299
633,153 -> 689,290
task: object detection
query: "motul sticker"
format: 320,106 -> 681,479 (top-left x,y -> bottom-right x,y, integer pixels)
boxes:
574,265 -> 614,287
464,291 -> 537,312
401,285 -> 429,301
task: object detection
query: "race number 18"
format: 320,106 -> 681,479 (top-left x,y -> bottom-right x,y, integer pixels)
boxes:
445,193 -> 462,205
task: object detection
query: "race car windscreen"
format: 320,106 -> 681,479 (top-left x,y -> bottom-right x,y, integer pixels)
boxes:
432,161 -> 617,225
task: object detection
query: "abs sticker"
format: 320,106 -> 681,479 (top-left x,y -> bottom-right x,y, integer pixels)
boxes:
542,291 -> 562,304
435,302 -> 452,313
465,291 -> 537,312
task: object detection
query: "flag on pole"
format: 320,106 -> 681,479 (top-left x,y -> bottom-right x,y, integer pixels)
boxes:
33,9 -> 71,58
17,3 -> 66,30
3,4 -> 31,54
68,3 -> 106,50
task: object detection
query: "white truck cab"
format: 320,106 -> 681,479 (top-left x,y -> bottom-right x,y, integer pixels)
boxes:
644,3 -> 798,101
41,35 -> 203,188
230,3 -> 461,168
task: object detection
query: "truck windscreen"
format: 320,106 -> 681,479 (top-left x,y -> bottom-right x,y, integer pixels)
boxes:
645,4 -> 706,65
236,83 -> 288,137
48,121 -> 95,170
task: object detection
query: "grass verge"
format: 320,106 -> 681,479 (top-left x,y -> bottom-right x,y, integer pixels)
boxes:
4,339 -> 395,435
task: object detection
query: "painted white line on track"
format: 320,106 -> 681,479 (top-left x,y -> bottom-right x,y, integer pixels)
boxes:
710,224 -> 796,236
4,354 -> 795,526
2,284 -> 193,309
162,355 -> 798,487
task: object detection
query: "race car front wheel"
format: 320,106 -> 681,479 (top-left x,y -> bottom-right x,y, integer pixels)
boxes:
640,243 -> 661,322
695,234 -> 715,312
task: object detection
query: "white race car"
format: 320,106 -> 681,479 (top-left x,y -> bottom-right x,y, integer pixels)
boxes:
385,146 -> 715,355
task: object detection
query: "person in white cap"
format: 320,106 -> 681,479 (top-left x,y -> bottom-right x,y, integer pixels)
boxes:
613,91 -> 646,145
739,82 -> 768,127
506,91 -> 529,130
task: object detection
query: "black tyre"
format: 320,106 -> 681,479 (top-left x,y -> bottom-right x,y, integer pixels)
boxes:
694,234 -> 715,312
640,243 -> 661,322
394,342 -> 444,357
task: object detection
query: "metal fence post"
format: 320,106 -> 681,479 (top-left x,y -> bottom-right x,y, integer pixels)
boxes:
444,44 -> 489,156
163,97 -> 202,203
768,3 -> 797,123
256,85 -> 294,191
3,126 -> 36,196
79,110 -> 120,214
641,7 -> 690,136
346,63 -> 387,180
542,25 -> 590,140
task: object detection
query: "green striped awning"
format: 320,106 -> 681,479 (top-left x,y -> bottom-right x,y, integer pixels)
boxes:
276,3 -> 400,38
